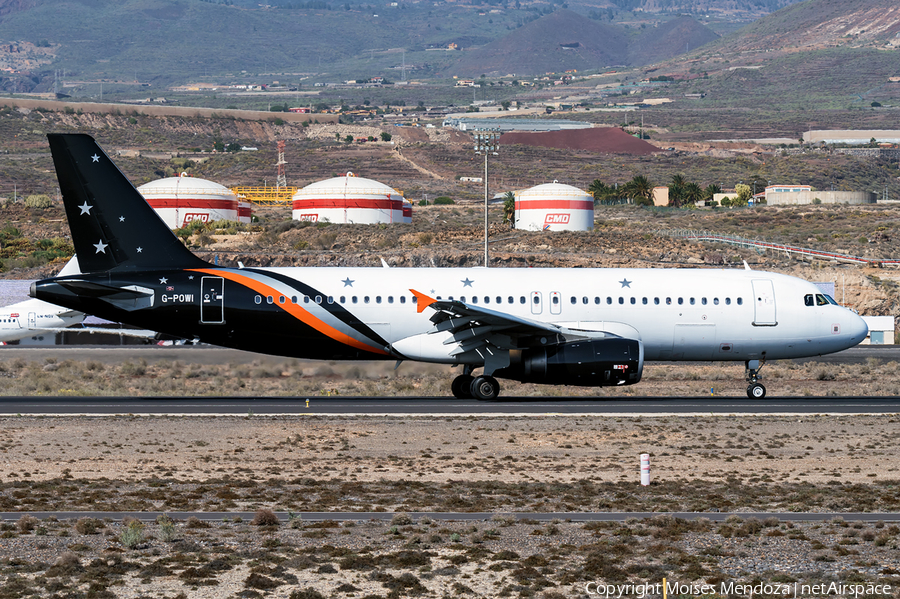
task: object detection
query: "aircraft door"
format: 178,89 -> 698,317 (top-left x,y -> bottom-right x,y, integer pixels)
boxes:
27,313 -> 36,328
751,279 -> 777,326
530,291 -> 543,315
200,276 -> 225,324
549,291 -> 562,315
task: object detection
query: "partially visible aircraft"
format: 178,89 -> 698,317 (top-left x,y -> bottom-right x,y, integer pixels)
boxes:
31,134 -> 868,398
0,258 -> 85,343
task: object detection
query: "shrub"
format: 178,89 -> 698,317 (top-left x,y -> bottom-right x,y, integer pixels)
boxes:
391,512 -> 413,526
251,509 -> 279,526
156,514 -> 177,542
120,520 -> 144,548
24,195 -> 52,209
17,515 -> 38,534
433,196 -> 454,205
75,517 -> 103,535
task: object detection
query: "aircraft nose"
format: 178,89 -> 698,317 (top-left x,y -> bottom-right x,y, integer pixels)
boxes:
848,312 -> 868,344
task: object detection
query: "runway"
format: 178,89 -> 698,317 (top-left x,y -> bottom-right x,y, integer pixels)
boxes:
1,395 -> 899,415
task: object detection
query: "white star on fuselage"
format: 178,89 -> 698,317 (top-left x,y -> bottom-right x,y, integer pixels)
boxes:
91,154 -> 99,163
159,277 -> 168,284
136,247 -> 143,253
78,202 -> 93,215
93,240 -> 108,254
119,216 -> 125,222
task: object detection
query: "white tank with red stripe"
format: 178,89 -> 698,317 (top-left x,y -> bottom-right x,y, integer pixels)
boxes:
238,201 -> 253,224
292,172 -> 410,224
138,174 -> 239,229
514,181 -> 594,232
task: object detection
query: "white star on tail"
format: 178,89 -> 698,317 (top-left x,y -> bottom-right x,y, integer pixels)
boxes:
93,240 -> 108,254
91,154 -> 99,163
79,202 -> 93,215
136,247 -> 143,253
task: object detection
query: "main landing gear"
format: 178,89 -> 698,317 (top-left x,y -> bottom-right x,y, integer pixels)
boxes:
451,367 -> 500,400
746,359 -> 766,399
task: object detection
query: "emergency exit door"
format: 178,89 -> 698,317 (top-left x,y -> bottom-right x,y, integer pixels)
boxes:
751,279 -> 777,326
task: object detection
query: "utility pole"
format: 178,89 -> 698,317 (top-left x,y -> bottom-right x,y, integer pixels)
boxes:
473,129 -> 500,267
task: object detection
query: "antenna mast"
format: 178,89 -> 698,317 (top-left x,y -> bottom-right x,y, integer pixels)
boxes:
276,141 -> 287,189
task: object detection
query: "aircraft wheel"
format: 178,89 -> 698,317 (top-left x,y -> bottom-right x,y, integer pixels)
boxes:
470,376 -> 500,401
451,374 -> 474,399
747,383 -> 766,399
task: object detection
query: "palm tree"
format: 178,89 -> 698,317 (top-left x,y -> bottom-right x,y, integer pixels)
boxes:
503,191 -> 516,225
702,184 -> 722,204
622,175 -> 654,206
668,174 -> 687,208
683,182 -> 704,205
588,179 -> 615,204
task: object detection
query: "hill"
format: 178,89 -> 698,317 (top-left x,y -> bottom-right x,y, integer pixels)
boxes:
448,10 -> 629,77
628,15 -> 721,66
449,10 -> 720,76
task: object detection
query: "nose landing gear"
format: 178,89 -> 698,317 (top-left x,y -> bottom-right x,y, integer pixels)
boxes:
746,359 -> 767,399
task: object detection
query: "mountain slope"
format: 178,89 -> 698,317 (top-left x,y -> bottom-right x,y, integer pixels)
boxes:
628,16 -> 720,66
449,10 -> 630,77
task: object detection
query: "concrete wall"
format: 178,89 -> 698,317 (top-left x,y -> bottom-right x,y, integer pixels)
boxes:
652,186 -> 668,207
804,130 -> 900,144
766,191 -> 876,205
861,316 -> 895,345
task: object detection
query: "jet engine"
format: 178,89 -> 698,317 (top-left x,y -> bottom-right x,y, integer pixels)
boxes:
493,338 -> 643,386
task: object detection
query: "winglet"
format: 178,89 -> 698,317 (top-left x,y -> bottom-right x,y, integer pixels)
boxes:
743,260 -> 752,271
411,289 -> 437,313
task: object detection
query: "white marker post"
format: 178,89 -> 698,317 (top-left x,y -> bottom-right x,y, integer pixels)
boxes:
640,453 -> 650,486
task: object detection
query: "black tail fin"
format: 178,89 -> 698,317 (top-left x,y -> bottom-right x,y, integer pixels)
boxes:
47,133 -> 208,273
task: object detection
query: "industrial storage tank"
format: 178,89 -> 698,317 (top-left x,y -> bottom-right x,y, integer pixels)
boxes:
514,181 -> 594,232
238,201 -> 254,224
292,172 -> 410,224
138,174 -> 239,229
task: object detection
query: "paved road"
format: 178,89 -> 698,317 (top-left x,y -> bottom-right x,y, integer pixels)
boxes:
2,511 -> 899,522
1,395 -> 899,415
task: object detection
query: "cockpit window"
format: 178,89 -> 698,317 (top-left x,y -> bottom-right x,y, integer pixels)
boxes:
816,294 -> 831,306
807,293 -> 838,306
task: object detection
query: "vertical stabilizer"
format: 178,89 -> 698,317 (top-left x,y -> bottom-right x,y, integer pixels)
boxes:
47,133 -> 207,273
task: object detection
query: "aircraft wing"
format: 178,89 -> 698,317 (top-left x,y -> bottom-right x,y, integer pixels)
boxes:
407,290 -> 619,370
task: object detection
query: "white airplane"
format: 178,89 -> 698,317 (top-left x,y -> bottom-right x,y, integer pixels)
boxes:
31,134 -> 868,398
0,258 -> 85,343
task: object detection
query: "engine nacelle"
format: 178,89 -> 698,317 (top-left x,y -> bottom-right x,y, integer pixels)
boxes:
493,338 -> 643,386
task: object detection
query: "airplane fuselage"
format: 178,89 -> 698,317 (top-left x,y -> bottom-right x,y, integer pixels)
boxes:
0,298 -> 84,343
34,265 -> 866,364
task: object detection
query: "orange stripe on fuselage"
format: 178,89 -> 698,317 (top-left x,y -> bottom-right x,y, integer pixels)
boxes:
191,268 -> 389,356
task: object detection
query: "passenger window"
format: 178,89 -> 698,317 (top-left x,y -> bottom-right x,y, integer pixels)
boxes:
460,296 -> 466,303
618,297 -> 624,305
677,298 -> 684,305
304,295 -> 310,303
594,297 -> 600,305
352,296 -> 358,304
607,297 -> 613,305
412,297 -> 417,304
279,296 -> 285,304
365,296 -> 371,303
642,297 -> 648,305
340,296 -> 346,303
666,297 -> 672,305
714,298 -> 719,305
689,298 -> 695,305
702,297 -> 707,305
508,296 -> 514,304
388,296 -> 394,304
654,297 -> 660,305
291,296 -> 297,304
376,296 -> 382,304
520,296 -> 526,304
485,296 -> 491,304
400,296 -> 406,304
471,296 -> 477,304
315,295 -> 322,304
254,295 -> 261,304
532,296 -> 539,304
737,297 -> 743,305
725,298 -> 731,305
630,297 -> 636,305
266,296 -> 274,304
583,297 -> 588,305
495,296 -> 501,304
